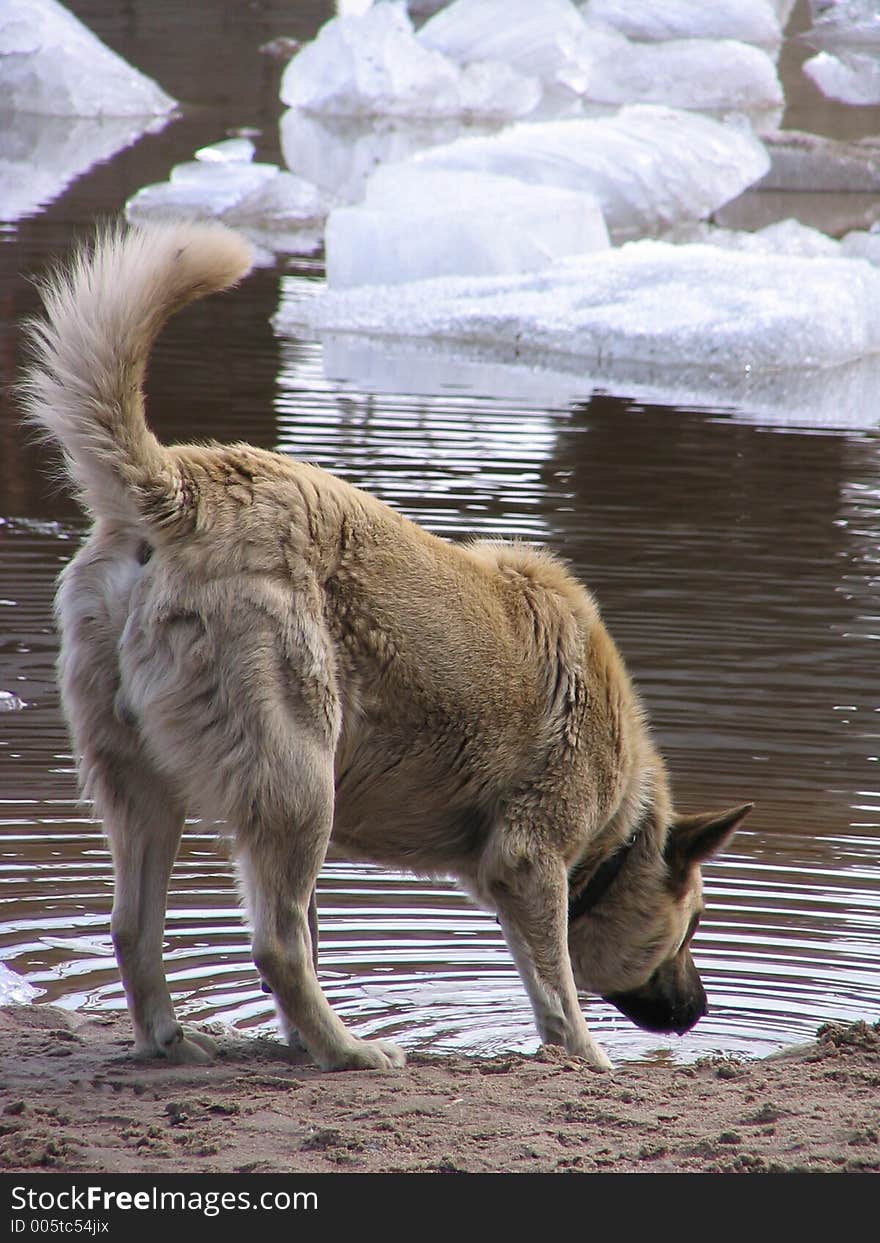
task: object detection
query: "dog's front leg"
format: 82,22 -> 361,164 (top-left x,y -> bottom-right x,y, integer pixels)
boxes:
487,852 -> 613,1072
236,767 -> 405,1074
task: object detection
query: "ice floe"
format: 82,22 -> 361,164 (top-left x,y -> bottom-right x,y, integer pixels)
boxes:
802,50 -> 880,106
0,962 -> 38,1005
801,0 -> 880,104
126,139 -> 333,255
280,1 -> 784,122
418,0 -> 595,98
281,240 -> 880,376
326,167 -> 609,286
575,19 -> 783,115
420,1 -> 783,118
0,0 -> 176,222
0,0 -> 176,117
580,0 -> 784,48
407,107 -> 770,240
280,2 -> 541,120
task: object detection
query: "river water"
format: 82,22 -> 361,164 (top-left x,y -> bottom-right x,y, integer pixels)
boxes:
0,1 -> 878,1063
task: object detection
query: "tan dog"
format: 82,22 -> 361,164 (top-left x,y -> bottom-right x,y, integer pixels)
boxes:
22,222 -> 752,1072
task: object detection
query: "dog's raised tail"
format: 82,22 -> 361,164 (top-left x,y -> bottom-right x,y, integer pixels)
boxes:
21,221 -> 254,529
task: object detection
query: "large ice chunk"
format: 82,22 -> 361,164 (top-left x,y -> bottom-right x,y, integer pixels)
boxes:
802,51 -> 880,106
325,167 -> 609,286
580,0 -> 783,47
420,0 -> 782,115
801,1 -> 880,104
411,106 -> 770,239
418,0 -> 595,96
280,3 -> 540,119
578,20 -> 783,113
0,0 -> 175,117
126,140 -> 333,254
285,240 -> 880,374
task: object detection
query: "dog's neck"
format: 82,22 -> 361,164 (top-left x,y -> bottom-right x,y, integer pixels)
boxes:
566,826 -> 642,924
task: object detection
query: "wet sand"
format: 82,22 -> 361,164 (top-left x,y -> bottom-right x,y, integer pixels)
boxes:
1,1004 -> 878,1174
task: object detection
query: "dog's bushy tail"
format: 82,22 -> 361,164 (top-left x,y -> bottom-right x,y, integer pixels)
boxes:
21,221 -> 254,530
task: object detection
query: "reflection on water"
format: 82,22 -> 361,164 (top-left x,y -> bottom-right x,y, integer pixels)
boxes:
0,0 -> 878,1064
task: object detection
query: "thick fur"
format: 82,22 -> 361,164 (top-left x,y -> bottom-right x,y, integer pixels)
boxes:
22,222 -> 751,1072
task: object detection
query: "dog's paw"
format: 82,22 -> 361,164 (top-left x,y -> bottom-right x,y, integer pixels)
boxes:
580,1042 -> 613,1072
320,1037 -> 406,1072
166,1028 -> 218,1065
135,1023 -> 217,1065
586,1047 -> 614,1073
563,1037 -> 614,1073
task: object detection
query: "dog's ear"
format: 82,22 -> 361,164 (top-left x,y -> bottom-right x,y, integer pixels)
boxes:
664,803 -> 753,890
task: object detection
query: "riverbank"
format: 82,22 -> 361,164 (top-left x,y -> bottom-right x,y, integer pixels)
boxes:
1,1005 -> 878,1174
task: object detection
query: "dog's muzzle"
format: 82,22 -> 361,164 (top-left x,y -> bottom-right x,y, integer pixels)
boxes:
603,947 -> 708,1036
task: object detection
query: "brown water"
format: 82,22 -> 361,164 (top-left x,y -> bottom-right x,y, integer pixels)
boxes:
0,1 -> 878,1063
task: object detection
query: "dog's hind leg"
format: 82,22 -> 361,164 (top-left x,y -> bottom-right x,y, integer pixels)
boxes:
99,764 -> 216,1064
235,768 -> 405,1071
57,542 -> 214,1064
482,838 -> 613,1071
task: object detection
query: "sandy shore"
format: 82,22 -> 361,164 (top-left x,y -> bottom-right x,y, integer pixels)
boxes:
1,1004 -> 878,1175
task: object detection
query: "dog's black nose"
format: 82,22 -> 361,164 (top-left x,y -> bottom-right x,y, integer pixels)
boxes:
604,968 -> 708,1036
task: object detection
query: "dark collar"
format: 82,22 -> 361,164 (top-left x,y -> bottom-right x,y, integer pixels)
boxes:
567,829 -> 640,924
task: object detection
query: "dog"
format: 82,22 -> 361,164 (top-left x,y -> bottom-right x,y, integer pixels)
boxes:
22,221 -> 752,1072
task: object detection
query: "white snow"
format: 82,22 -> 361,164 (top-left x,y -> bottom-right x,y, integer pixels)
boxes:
667,218 -> 844,260
280,3 -> 541,119
0,0 -> 176,117
840,229 -> 880,266
325,167 -> 609,286
283,240 -> 880,376
580,0 -> 783,47
409,107 -> 770,240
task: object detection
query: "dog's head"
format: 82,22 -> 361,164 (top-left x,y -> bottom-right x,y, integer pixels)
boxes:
567,803 -> 752,1036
